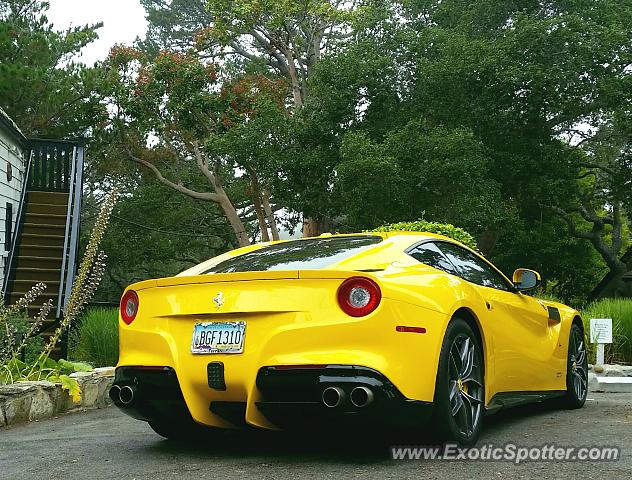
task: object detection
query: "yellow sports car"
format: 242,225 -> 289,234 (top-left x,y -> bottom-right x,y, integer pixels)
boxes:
110,232 -> 587,445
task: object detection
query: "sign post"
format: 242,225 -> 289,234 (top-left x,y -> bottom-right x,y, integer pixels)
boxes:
590,318 -> 613,366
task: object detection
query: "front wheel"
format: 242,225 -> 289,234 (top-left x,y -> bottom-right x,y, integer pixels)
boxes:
431,318 -> 485,446
561,323 -> 588,409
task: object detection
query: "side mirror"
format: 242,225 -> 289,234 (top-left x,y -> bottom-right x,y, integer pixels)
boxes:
512,268 -> 541,292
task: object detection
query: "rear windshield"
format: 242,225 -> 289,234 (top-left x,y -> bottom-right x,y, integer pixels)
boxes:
203,235 -> 383,274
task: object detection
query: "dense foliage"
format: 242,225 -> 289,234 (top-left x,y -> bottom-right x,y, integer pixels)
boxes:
69,308 -> 119,367
373,221 -> 478,250
583,299 -> 632,364
0,0 -> 102,137
3,1 -> 632,306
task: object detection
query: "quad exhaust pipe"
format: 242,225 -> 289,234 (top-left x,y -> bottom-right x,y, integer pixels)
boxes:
109,384 -> 137,406
322,386 -> 345,408
108,385 -> 121,404
321,386 -> 374,408
119,385 -> 136,405
350,386 -> 374,408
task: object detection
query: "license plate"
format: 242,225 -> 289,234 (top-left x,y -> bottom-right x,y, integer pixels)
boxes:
190,321 -> 245,354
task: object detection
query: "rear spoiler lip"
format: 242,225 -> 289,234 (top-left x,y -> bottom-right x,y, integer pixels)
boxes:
125,270 -> 380,292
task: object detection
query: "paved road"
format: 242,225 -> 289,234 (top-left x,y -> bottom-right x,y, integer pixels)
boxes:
1,393 -> 631,480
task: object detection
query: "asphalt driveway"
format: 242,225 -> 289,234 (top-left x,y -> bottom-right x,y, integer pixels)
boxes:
1,393 -> 631,479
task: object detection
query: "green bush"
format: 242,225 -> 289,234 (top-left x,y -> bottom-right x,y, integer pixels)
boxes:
372,220 -> 477,250
69,307 -> 119,367
582,298 -> 632,365
0,315 -> 44,364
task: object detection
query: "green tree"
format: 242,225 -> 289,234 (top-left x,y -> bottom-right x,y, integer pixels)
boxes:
0,0 -> 103,137
141,0 -> 383,236
209,83 -> 290,241
282,0 -> 632,300
98,47 -> 289,247
395,0 -> 632,296
87,182 -> 233,301
142,0 -> 372,107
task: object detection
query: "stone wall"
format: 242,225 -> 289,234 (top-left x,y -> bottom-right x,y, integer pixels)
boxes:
0,367 -> 114,428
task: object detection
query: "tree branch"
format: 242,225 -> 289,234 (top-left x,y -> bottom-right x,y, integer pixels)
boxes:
549,206 -> 596,240
612,200 -> 623,255
250,30 -> 290,75
191,141 -> 219,189
580,162 -> 616,176
127,150 -> 221,203
549,204 -> 627,273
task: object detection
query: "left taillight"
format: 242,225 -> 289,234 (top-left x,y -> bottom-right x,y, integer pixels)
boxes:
337,277 -> 381,317
120,290 -> 139,325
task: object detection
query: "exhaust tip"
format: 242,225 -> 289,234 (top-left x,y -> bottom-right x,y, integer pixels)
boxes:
322,386 -> 345,408
119,385 -> 135,405
350,386 -> 374,408
108,384 -> 121,404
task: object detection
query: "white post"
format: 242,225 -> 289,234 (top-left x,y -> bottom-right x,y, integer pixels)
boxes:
590,318 -> 612,367
596,343 -> 605,366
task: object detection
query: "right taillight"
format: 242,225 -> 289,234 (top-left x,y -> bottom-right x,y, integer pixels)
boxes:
337,277 -> 381,317
120,290 -> 139,325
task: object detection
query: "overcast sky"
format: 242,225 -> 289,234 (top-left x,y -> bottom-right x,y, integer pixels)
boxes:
47,0 -> 148,65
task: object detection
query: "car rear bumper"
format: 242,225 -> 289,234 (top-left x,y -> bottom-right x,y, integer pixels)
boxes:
110,365 -> 433,430
116,297 -> 448,429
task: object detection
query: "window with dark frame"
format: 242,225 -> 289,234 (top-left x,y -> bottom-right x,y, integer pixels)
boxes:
435,241 -> 511,291
407,242 -> 458,275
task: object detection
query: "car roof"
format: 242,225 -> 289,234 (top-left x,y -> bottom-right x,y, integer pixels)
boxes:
177,231 -> 473,277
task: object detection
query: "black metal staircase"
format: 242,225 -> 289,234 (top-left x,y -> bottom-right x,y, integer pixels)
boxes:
2,139 -> 84,357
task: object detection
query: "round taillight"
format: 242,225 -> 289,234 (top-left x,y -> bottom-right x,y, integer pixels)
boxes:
120,290 -> 139,325
337,277 -> 381,317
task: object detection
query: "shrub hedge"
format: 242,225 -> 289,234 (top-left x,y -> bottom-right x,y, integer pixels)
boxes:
582,298 -> 632,365
69,307 -> 119,367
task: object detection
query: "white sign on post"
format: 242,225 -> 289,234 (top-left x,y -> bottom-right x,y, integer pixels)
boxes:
590,318 -> 613,366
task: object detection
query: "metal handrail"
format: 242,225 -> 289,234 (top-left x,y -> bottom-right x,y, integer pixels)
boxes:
60,145 -> 84,315
2,150 -> 33,298
56,146 -> 78,318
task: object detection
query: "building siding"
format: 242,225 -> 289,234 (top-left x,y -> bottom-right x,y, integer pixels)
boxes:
0,128 -> 26,286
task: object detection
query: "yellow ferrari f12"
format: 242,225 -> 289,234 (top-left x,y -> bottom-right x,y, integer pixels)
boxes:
111,232 -> 587,444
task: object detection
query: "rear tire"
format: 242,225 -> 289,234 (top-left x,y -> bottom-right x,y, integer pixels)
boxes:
431,318 -> 484,446
560,323 -> 588,409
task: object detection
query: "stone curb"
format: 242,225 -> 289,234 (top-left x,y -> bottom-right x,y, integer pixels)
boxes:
0,367 -> 114,428
589,363 -> 632,377
588,373 -> 632,393
587,364 -> 632,393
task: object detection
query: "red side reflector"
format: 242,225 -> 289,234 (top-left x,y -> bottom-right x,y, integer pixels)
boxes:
396,326 -> 426,334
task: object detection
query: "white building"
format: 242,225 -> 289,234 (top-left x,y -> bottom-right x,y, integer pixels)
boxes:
0,108 -> 84,359
0,107 -> 27,287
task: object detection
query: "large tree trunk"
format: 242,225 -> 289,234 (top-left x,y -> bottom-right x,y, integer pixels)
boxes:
248,168 -> 270,242
477,229 -> 500,257
284,49 -> 304,109
552,198 -> 628,298
302,216 -> 329,237
217,188 -> 250,247
262,188 -> 280,241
